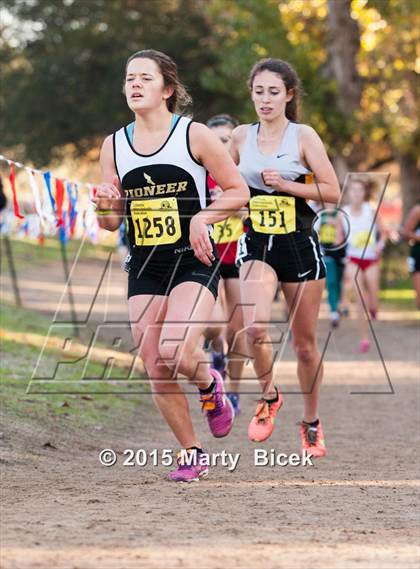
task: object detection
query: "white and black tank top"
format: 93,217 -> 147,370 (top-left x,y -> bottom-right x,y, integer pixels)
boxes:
113,116 -> 209,260
239,121 -> 316,235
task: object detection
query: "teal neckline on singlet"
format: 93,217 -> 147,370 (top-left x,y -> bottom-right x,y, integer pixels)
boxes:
126,113 -> 179,144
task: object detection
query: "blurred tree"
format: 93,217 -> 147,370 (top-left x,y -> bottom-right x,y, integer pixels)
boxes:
278,0 -> 418,210
0,0 -> 230,165
358,0 -> 419,216
1,0 -> 417,212
236,0 -> 418,209
206,0 -> 356,178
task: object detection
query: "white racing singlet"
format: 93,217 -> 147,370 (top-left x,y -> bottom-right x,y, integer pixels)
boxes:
113,115 -> 209,261
343,202 -> 378,260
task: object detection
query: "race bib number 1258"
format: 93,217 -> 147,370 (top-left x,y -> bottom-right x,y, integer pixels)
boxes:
130,198 -> 181,246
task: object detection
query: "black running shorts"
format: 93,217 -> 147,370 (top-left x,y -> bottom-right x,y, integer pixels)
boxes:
219,262 -> 239,280
127,246 -> 220,300
236,229 -> 326,282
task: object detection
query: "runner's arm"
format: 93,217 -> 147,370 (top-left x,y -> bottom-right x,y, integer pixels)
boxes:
375,212 -> 387,253
229,125 -> 248,166
189,122 -> 250,224
187,122 -> 249,266
93,135 -> 124,232
210,184 -> 248,218
261,125 -> 340,204
403,204 -> 420,242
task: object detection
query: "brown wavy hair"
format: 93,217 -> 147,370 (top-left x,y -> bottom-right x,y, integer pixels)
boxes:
248,58 -> 303,122
125,49 -> 192,113
348,175 -> 378,202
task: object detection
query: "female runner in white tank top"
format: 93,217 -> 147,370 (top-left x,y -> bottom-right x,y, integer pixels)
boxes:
230,58 -> 340,457
93,50 -> 249,483
343,176 -> 386,353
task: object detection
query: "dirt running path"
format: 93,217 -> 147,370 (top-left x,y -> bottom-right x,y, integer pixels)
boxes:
1,255 -> 419,569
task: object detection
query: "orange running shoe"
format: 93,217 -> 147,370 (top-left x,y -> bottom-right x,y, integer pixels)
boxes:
300,420 -> 327,458
248,388 -> 283,442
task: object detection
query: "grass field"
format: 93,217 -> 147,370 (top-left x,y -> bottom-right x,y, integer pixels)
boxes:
0,302 -> 148,433
0,236 -> 115,273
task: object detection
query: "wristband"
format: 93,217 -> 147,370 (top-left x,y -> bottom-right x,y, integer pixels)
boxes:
96,209 -> 114,216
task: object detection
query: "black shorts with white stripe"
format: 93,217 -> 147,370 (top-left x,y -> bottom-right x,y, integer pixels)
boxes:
235,228 -> 326,282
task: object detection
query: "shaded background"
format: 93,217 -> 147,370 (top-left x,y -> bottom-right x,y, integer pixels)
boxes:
0,0 -> 418,215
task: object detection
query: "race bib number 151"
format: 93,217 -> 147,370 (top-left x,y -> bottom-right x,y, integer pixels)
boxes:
250,195 -> 296,234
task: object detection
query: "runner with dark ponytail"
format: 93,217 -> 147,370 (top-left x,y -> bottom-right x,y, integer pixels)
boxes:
231,57 -> 340,456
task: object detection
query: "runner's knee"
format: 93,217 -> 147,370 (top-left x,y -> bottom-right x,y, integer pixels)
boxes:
158,340 -> 198,373
143,359 -> 175,383
246,323 -> 268,345
293,340 -> 318,365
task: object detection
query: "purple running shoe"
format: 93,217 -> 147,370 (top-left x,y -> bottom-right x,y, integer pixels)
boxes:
168,448 -> 209,483
200,369 -> 234,438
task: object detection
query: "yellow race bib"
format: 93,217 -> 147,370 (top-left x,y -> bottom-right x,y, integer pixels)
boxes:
320,224 -> 336,244
250,195 -> 296,234
352,230 -> 374,250
130,197 -> 181,246
212,216 -> 243,244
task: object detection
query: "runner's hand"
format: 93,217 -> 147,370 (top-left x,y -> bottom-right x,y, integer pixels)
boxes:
93,175 -> 121,211
190,214 -> 215,267
209,185 -> 223,200
261,170 -> 288,191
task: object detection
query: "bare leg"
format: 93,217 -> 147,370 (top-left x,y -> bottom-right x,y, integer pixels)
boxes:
203,286 -> 225,353
364,262 -> 380,316
239,260 -> 278,398
159,282 -> 216,389
340,260 -> 353,312
346,261 -> 369,343
129,294 -> 201,449
282,279 -> 325,423
223,277 -> 247,393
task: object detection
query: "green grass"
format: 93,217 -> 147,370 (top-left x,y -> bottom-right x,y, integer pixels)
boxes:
0,302 -> 150,431
380,275 -> 417,310
0,297 -> 68,336
0,236 -> 115,273
379,244 -> 417,310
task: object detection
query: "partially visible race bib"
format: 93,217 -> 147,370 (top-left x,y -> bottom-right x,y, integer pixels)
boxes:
130,197 -> 181,246
320,223 -> 336,244
250,195 -> 296,234
213,216 -> 243,244
352,230 -> 374,250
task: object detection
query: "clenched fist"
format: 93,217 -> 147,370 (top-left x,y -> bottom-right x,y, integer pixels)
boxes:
92,175 -> 122,211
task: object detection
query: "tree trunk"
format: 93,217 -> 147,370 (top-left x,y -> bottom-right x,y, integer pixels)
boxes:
326,0 -> 362,116
398,151 -> 419,221
331,155 -> 349,187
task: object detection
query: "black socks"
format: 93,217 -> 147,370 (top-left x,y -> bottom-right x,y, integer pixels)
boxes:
188,446 -> 203,454
264,386 -> 279,404
199,379 -> 216,395
303,419 -> 319,427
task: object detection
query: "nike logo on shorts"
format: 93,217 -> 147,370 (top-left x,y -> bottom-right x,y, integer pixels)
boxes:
191,272 -> 212,278
298,269 -> 312,278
